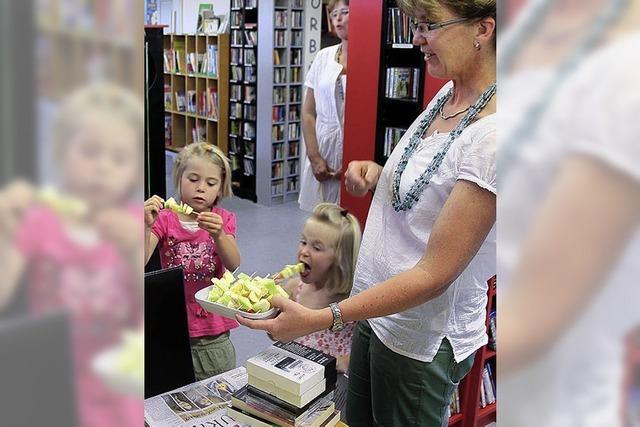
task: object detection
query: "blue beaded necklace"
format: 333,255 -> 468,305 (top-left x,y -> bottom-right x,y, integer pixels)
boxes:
391,83 -> 496,212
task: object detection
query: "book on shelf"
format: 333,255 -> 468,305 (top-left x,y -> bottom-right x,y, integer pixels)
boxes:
488,310 -> 496,350
232,29 -> 243,45
244,122 -> 256,139
286,177 -> 299,193
387,7 -> 412,45
291,11 -> 303,27
480,363 -> 496,408
164,83 -> 172,109
288,142 -> 299,157
449,384 -> 460,415
246,341 -> 337,401
244,48 -> 256,65
187,90 -> 197,113
244,158 -> 255,176
175,91 -> 186,112
272,162 -> 284,179
244,104 -> 257,120
164,115 -> 172,146
272,181 -> 284,196
245,66 -> 256,82
273,106 -> 286,122
144,367 -> 247,427
244,86 -> 256,103
272,124 -> 285,141
383,127 -> 407,157
206,44 -> 218,76
163,49 -> 173,73
275,10 -> 288,27
207,87 -> 218,119
244,30 -> 257,45
385,67 -> 420,100
288,161 -> 299,176
192,125 -> 206,143
244,140 -> 255,157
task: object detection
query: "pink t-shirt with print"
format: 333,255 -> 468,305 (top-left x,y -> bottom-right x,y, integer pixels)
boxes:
151,207 -> 239,337
14,206 -> 141,427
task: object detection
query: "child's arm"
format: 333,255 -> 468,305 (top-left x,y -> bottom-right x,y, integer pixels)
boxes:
197,212 -> 241,271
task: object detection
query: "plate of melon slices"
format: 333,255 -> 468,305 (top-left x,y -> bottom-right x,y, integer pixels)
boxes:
195,264 -> 305,320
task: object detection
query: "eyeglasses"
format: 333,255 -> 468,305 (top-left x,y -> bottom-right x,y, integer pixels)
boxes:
410,17 -> 469,37
329,8 -> 349,19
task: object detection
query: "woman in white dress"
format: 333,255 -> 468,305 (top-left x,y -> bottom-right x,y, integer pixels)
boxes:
298,0 -> 350,212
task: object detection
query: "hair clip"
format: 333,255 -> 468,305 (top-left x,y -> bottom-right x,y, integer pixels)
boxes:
340,209 -> 349,217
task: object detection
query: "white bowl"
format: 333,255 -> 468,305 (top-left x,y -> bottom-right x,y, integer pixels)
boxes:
195,286 -> 279,320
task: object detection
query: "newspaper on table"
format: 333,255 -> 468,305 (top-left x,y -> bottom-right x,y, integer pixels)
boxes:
144,367 -> 250,427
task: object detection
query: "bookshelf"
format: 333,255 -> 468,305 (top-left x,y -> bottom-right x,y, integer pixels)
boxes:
228,0 -> 305,205
375,1 -> 426,166
163,32 -> 230,154
459,276 -> 497,427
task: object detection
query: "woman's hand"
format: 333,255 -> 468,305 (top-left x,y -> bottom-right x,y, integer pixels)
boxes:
236,296 -> 332,342
345,161 -> 382,196
144,195 -> 164,228
310,155 -> 333,182
197,212 -> 224,239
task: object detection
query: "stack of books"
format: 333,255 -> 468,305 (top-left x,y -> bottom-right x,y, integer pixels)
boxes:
227,341 -> 341,426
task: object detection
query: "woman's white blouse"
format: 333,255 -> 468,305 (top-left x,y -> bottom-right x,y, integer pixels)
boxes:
351,81 -> 496,363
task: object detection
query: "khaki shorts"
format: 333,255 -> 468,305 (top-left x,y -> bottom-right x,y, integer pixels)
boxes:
190,332 -> 236,381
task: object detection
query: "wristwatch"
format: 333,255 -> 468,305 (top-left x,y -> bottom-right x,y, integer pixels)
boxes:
328,302 -> 345,332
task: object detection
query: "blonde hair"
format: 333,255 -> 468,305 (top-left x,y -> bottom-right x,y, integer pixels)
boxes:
328,0 -> 349,12
310,203 -> 361,295
172,142 -> 233,204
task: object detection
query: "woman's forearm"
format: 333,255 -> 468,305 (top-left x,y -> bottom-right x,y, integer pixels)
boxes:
302,112 -> 320,160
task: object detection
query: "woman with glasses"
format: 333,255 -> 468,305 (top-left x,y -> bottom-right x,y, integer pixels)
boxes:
239,1 -> 496,425
298,0 -> 350,212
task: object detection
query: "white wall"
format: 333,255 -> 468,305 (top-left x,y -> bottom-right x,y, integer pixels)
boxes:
158,0 -> 230,34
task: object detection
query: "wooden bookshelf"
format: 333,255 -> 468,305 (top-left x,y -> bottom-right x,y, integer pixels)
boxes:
229,0 -> 305,205
163,33 -> 229,154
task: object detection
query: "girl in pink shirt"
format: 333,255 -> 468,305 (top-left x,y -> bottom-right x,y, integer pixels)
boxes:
281,203 -> 361,373
144,143 -> 241,380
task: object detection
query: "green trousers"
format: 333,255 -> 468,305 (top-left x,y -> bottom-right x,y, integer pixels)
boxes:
346,321 -> 476,427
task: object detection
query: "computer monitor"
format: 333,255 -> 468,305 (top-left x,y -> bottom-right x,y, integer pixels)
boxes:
0,310 -> 78,426
145,266 -> 195,398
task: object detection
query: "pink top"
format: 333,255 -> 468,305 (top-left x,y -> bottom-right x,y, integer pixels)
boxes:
151,207 -> 239,337
293,282 -> 354,357
15,206 -> 141,427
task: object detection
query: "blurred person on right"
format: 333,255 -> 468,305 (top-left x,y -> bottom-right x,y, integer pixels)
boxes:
498,0 -> 640,425
0,84 -> 143,426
